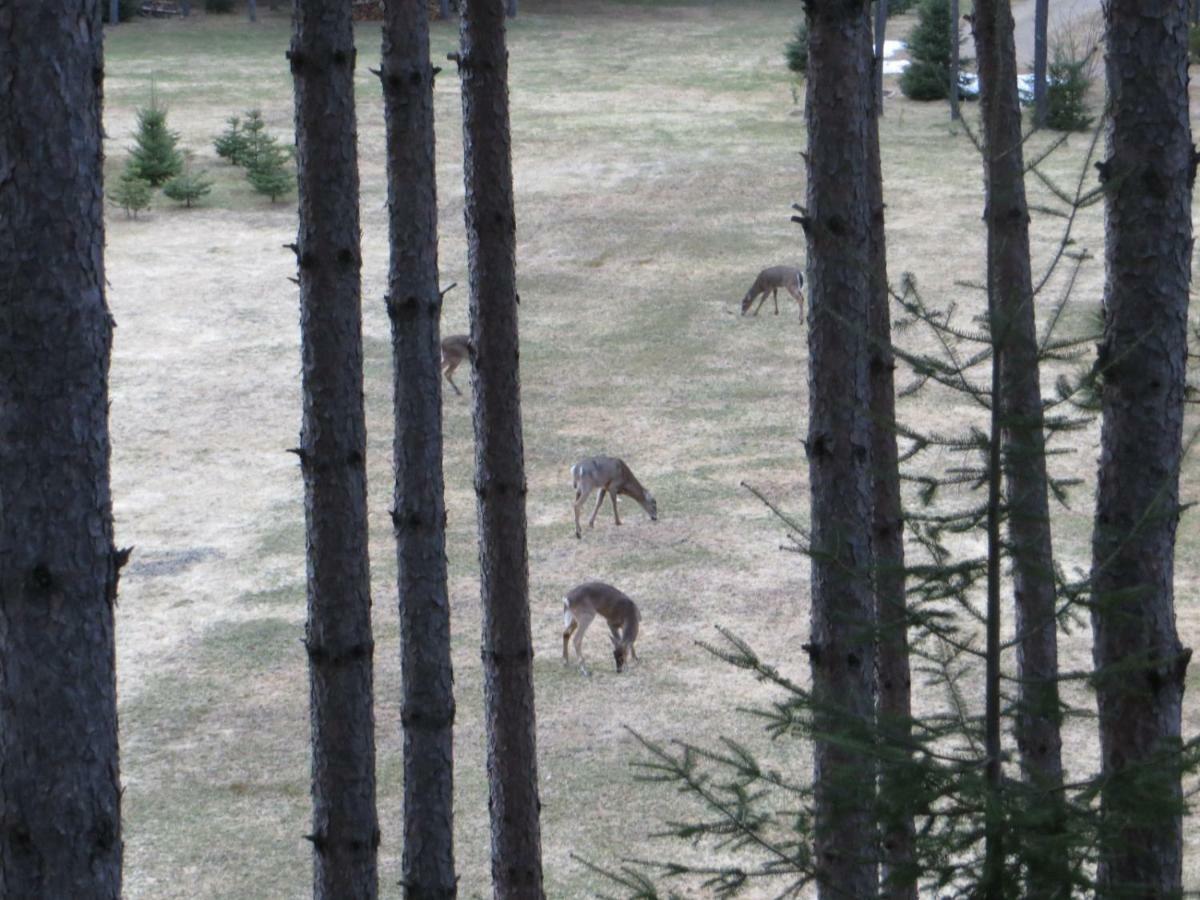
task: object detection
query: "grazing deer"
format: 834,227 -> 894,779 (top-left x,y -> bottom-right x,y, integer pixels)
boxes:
740,265 -> 805,321
440,334 -> 472,396
562,581 -> 641,675
570,455 -> 657,539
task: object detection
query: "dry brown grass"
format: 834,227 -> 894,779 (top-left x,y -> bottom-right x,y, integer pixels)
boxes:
102,2 -> 1198,896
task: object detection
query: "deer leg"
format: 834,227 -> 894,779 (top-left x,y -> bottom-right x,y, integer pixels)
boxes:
573,487 -> 594,538
562,619 -> 577,663
588,489 -> 607,528
610,490 -> 621,526
752,292 -> 768,316
786,284 -> 805,324
572,611 -> 595,676
772,287 -> 780,315
444,370 -> 462,396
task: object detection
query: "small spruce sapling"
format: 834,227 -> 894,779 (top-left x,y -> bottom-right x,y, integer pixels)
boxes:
214,116 -> 250,166
111,169 -> 152,219
247,140 -> 294,202
163,169 -> 214,208
128,99 -> 184,187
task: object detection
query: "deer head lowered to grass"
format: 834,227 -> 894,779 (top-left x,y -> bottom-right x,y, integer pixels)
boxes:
570,455 -> 657,539
561,581 -> 641,676
740,265 -> 805,321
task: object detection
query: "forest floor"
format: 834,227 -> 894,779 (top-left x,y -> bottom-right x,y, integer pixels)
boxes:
102,2 -> 1199,896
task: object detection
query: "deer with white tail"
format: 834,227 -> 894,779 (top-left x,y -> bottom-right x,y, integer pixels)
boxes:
562,581 -> 641,676
570,455 -> 657,539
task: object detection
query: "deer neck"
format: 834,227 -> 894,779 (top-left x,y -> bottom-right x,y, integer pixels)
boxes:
622,477 -> 649,509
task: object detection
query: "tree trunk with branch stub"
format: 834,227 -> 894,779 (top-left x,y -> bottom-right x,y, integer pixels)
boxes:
972,0 -> 1066,894
382,0 -> 458,895
0,1 -> 123,895
456,0 -> 544,895
290,2 -> 380,896
801,1 -> 879,896
1091,1 -> 1193,893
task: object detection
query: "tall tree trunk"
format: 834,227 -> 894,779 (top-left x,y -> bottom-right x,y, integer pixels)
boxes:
439,0 -> 451,18
949,0 -> 961,120
248,0 -> 257,21
182,0 -> 191,15
874,0 -> 888,115
0,1 -> 123,896
289,3 -> 379,897
802,2 -> 878,897
456,1 -> 544,896
382,1 -> 458,896
110,0 -> 119,23
972,0 -> 1066,895
866,68 -> 915,900
506,0 -> 516,17
1091,1 -> 1192,894
1032,0 -> 1048,126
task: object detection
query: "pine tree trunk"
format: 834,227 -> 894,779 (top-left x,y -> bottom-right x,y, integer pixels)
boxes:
802,2 -> 878,896
874,0 -> 888,116
1091,1 -> 1192,893
457,1 -> 544,896
866,67 -> 915,900
289,3 -> 380,897
972,0 -> 1066,894
949,0 -> 960,120
439,0 -> 451,18
0,2 -> 123,895
1032,0 -> 1048,126
506,0 -> 516,17
382,1 -> 458,896
249,0 -> 257,21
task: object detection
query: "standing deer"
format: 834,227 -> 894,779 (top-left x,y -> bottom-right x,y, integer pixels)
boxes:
740,265 -> 805,321
440,334 -> 471,396
570,455 -> 657,539
562,581 -> 641,675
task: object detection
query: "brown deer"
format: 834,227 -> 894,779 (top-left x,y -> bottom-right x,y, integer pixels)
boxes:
570,455 -> 657,539
740,265 -> 805,321
440,334 -> 472,396
562,581 -> 641,675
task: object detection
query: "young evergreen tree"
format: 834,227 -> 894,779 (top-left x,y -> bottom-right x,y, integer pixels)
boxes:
162,169 -> 213,207
0,0 -> 124,894
1091,0 -> 1194,892
802,0 -> 879,894
456,0 -> 545,893
899,0 -> 954,100
971,0 -> 1067,895
214,115 -> 250,166
111,168 -> 153,218
381,0 -> 458,895
290,0 -> 379,896
128,99 -> 184,186
247,139 -> 294,202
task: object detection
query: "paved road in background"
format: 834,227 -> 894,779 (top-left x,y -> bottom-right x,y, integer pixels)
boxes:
1009,0 -> 1105,70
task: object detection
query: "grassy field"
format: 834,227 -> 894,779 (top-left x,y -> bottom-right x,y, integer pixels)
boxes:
102,2 -> 1199,896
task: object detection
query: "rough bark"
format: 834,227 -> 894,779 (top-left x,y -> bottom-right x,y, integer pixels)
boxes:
802,1 -> 878,896
972,0 -> 1066,894
949,0 -> 961,120
457,1 -> 544,896
382,1 -> 458,896
866,63 -> 915,900
874,0 -> 888,115
1091,1 -> 1192,894
110,0 -> 119,23
439,0 -> 451,18
1032,0 -> 1048,126
289,3 -> 380,897
506,0 -> 516,17
0,2 -> 123,896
